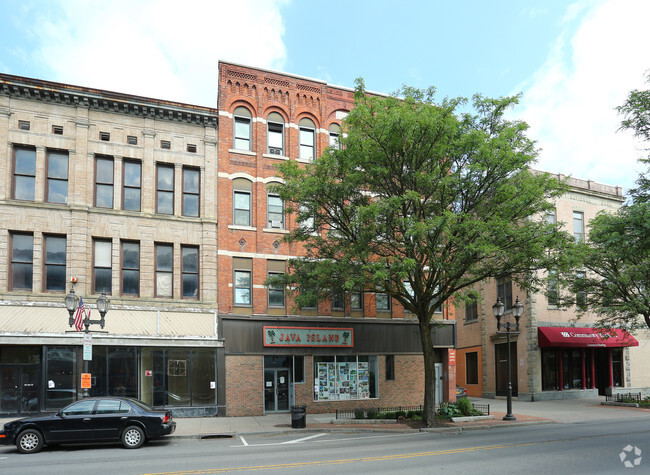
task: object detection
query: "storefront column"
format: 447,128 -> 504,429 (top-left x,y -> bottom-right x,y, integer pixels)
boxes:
558,350 -> 563,391
580,349 -> 586,390
608,348 -> 614,388
590,349 -> 596,389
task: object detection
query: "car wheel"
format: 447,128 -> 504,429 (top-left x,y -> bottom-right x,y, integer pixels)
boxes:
16,429 -> 44,454
121,425 -> 145,449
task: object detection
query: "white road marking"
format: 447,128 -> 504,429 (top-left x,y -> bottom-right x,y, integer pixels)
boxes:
281,433 -> 327,444
239,436 -> 248,446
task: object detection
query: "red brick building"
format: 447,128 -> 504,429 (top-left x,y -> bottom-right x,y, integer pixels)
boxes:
216,61 -> 457,416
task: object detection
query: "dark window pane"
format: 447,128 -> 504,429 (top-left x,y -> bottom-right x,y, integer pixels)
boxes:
182,248 -> 198,273
95,268 -> 112,294
122,243 -> 139,268
13,234 -> 33,262
182,274 -> 198,297
156,245 -> 173,271
122,270 -> 139,295
46,237 -> 66,264
269,289 -> 284,307
12,263 -> 33,289
46,266 -> 66,291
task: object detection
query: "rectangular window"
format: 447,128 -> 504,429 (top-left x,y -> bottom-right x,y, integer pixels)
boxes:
121,241 -> 140,296
187,144 -> 197,153
46,150 -> 69,204
545,208 -> 556,225
313,355 -> 377,400
573,211 -> 584,242
44,235 -> 66,292
385,355 -> 395,381
299,127 -> 315,160
465,298 -> 478,321
161,140 -> 171,150
156,163 -> 174,214
267,122 -> 284,155
234,270 -> 252,306
182,246 -> 199,298
123,160 -> 141,211
234,191 -> 251,226
52,125 -> 63,135
267,272 -> 285,307
332,291 -> 344,310
234,117 -> 251,150
376,293 -> 391,311
183,167 -> 200,217
547,270 -> 559,307
93,239 -> 112,294
497,277 -> 513,311
18,120 -> 30,130
100,131 -> 110,141
575,271 -> 587,309
11,233 -> 33,290
13,147 -> 36,201
127,135 -> 138,145
466,352 -> 479,385
95,156 -> 114,208
267,194 -> 284,228
155,243 -> 173,298
329,131 -> 340,149
350,292 -> 363,310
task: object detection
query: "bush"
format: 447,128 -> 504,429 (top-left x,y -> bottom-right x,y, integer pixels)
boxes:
366,408 -> 378,419
437,403 -> 462,419
354,408 -> 365,420
395,410 -> 407,419
383,412 -> 396,420
456,397 -> 473,416
406,410 -> 423,419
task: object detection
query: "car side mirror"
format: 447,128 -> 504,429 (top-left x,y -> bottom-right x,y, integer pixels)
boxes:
56,410 -> 65,418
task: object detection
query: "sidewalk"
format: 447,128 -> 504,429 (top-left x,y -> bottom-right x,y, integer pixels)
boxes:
3,397 -> 650,439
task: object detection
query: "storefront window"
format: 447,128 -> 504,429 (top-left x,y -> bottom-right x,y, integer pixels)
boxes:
541,349 -> 558,391
45,346 -> 76,410
562,349 -> 583,390
612,348 -> 623,387
313,355 -> 377,401
191,349 -> 216,406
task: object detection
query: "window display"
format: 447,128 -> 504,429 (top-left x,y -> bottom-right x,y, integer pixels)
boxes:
314,356 -> 376,401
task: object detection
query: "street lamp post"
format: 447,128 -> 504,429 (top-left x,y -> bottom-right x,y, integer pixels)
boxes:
65,285 -> 110,397
492,296 -> 524,421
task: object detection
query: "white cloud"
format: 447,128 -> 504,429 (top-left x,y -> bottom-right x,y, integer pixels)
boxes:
513,0 -> 649,193
24,0 -> 288,107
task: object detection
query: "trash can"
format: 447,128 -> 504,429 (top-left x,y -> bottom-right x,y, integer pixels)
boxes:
291,405 -> 306,429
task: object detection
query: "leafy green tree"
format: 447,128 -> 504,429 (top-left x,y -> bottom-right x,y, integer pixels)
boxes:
565,76 -> 650,330
271,81 -> 572,427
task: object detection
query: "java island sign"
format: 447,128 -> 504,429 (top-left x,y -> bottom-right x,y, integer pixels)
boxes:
263,326 -> 353,347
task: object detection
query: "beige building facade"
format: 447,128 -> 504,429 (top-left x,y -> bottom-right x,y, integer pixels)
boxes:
456,175 -> 649,400
0,74 -> 223,416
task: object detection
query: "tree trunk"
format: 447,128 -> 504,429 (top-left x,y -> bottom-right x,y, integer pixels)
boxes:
418,312 -> 437,427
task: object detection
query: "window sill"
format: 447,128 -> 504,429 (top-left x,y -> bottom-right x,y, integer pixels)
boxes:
229,148 -> 256,157
296,157 -> 313,164
262,153 -> 289,160
228,225 -> 257,231
263,227 -> 289,234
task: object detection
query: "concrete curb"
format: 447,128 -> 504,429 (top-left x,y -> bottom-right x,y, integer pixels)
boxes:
450,415 -> 495,422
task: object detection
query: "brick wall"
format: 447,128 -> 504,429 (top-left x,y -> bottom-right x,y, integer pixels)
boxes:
225,355 -> 264,416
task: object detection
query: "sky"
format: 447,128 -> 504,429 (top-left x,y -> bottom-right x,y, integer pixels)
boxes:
0,0 -> 648,193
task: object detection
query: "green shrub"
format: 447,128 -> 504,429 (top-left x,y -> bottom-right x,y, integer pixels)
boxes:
354,408 -> 365,419
395,411 -> 407,419
456,397 -> 473,416
366,408 -> 378,419
411,414 -> 422,421
406,410 -> 423,419
383,412 -> 396,419
437,403 -> 462,419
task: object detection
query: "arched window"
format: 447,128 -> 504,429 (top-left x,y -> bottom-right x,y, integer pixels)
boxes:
233,107 -> 252,151
232,178 -> 253,226
299,118 -> 316,160
329,123 -> 341,149
267,112 -> 284,155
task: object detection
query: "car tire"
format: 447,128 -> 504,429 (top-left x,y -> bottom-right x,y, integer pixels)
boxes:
16,429 -> 44,454
121,425 -> 145,449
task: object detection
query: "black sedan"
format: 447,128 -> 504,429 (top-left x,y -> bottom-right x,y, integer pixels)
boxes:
0,397 -> 175,454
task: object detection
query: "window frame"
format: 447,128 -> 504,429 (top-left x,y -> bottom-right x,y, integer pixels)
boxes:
573,211 -> 585,242
496,277 -> 513,311
267,271 -> 285,308
181,245 -> 199,299
43,234 -> 67,293
376,293 -> 391,311
547,269 -> 559,307
466,352 -> 479,385
155,243 -> 173,298
10,232 -> 34,291
12,146 -> 36,201
122,159 -> 142,212
299,118 -> 316,160
95,155 -> 114,208
328,123 -> 341,150
234,269 -> 252,307
233,107 -> 252,151
46,149 -> 69,204
465,298 -> 479,321
182,166 -> 200,217
93,239 -> 112,295
156,163 -> 175,215
233,190 -> 252,226
121,240 -> 140,296
267,193 -> 284,229
266,112 -> 285,155
350,292 -> 363,311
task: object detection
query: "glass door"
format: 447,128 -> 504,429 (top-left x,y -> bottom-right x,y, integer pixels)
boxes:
0,365 -> 40,415
264,369 -> 290,413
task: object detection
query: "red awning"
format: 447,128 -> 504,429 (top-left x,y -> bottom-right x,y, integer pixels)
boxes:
538,327 -> 639,348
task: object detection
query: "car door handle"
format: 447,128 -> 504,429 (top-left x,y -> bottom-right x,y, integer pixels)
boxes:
83,418 -> 91,422
121,417 -> 127,420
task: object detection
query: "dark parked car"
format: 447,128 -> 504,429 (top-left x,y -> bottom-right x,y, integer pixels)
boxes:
0,397 -> 175,454
456,385 -> 467,399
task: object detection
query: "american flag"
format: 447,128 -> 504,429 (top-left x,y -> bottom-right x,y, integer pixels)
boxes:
74,297 -> 89,332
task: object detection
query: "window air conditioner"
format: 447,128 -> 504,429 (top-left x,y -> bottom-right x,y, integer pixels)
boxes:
271,220 -> 282,228
269,147 -> 282,155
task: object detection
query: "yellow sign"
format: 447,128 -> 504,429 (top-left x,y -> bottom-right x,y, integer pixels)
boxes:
81,373 -> 92,389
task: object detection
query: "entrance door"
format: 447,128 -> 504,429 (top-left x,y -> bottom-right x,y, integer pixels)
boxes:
264,369 -> 290,413
0,365 -> 40,415
495,342 -> 518,397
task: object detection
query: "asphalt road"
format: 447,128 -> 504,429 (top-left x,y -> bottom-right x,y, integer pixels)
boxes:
1,417 -> 647,474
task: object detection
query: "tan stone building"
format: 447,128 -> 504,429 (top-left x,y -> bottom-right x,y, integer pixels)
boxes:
456,175 -> 649,400
0,74 -> 222,416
